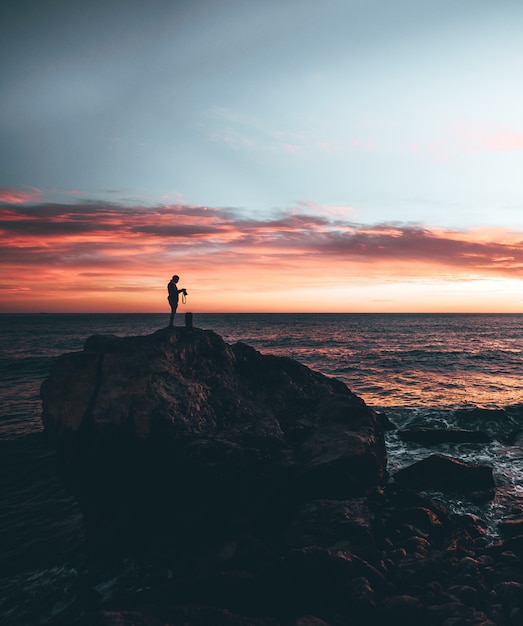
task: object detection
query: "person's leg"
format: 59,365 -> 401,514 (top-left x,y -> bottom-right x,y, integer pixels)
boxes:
169,305 -> 177,327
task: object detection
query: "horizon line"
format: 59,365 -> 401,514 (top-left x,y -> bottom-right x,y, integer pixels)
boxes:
2,311 -> 522,316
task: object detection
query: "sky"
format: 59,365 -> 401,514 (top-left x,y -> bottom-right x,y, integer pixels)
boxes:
2,0 -> 523,313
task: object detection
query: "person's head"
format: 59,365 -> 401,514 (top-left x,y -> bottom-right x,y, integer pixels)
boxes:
172,275 -> 179,282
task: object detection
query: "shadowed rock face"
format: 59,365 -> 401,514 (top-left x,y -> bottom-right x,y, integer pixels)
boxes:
40,327 -> 387,553
393,453 -> 495,494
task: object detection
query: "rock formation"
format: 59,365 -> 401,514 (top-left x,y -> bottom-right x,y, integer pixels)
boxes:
41,327 -> 523,626
393,453 -> 495,494
41,326 -> 387,554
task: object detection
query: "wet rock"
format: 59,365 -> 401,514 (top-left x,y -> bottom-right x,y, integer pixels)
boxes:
389,506 -> 445,540
287,498 -> 375,557
393,454 -> 495,494
402,535 -> 431,556
494,581 -> 523,614
398,427 -> 491,445
457,514 -> 489,540
448,584 -> 482,608
378,594 -> 425,623
375,411 -> 397,431
350,553 -> 394,594
505,536 -> 523,559
453,407 -> 519,441
499,518 -> 523,538
348,576 -> 377,609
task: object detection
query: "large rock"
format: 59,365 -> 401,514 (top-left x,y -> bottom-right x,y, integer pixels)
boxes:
393,454 -> 495,494
40,327 -> 386,553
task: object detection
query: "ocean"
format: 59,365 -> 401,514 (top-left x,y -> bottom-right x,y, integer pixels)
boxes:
1,312 -> 523,625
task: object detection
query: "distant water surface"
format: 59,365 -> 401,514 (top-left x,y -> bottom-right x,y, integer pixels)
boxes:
1,312 -> 523,624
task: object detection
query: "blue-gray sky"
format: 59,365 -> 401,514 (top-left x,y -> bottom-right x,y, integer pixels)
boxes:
2,0 -> 523,312
3,0 -> 523,222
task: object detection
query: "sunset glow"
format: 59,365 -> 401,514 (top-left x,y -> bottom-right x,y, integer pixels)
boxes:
1,196 -> 523,313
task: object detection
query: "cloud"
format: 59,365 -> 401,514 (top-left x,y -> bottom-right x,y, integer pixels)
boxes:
451,120 -> 523,152
2,194 -> 523,316
411,119 -> 523,161
0,186 -> 43,204
2,199 -> 523,286
281,143 -> 302,154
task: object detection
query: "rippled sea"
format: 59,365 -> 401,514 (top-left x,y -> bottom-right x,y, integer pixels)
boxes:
2,312 -> 523,624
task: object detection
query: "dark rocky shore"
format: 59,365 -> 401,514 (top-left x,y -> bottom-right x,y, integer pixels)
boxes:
40,327 -> 523,626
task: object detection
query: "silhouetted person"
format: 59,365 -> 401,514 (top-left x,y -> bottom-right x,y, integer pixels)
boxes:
167,275 -> 187,327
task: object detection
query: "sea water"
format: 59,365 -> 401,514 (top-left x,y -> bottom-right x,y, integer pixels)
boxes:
1,313 -> 523,624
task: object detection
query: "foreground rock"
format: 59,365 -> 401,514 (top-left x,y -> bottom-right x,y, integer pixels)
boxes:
48,483 -> 523,626
41,328 -> 523,626
41,326 -> 386,554
393,454 -> 496,495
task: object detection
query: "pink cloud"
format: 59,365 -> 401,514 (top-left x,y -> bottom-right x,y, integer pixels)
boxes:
351,138 -> 375,151
3,197 -> 523,314
473,130 -> 523,152
1,200 -> 522,282
451,118 -> 523,153
415,119 -> 523,160
317,140 -> 340,153
281,143 -> 302,154
0,186 -> 43,204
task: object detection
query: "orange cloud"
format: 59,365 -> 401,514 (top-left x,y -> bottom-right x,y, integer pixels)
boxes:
1,197 -> 523,313
0,186 -> 43,204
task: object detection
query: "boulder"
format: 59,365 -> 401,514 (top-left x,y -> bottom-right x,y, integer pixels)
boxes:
393,454 -> 495,494
398,428 -> 491,446
40,327 -> 386,553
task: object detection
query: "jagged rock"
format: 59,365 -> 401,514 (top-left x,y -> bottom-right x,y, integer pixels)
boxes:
398,428 -> 491,445
375,411 -> 397,431
393,454 -> 495,494
40,327 -> 386,553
